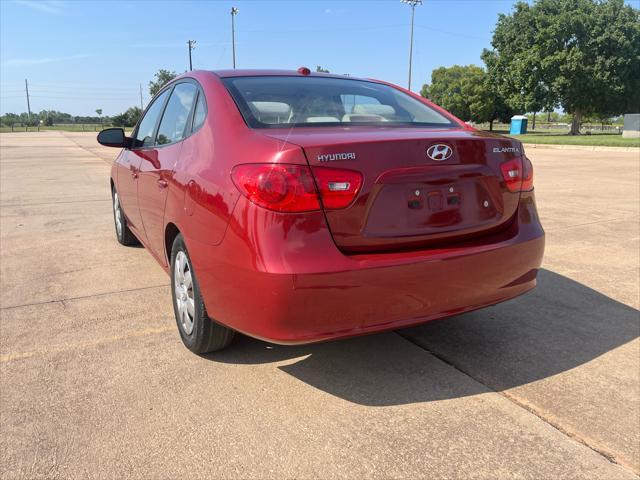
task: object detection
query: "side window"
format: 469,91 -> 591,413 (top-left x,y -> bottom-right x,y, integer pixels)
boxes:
134,89 -> 170,147
191,91 -> 207,132
156,83 -> 198,146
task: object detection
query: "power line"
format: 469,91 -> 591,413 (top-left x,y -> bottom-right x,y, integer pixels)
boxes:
28,83 -> 136,90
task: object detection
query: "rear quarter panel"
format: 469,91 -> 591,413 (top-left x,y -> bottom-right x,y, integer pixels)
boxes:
163,72 -> 309,264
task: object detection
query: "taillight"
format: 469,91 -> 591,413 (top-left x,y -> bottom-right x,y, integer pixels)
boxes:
231,164 -> 363,213
521,156 -> 534,191
312,167 -> 362,209
500,157 -> 534,193
231,164 -> 320,212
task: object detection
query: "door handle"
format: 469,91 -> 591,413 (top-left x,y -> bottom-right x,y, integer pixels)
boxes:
130,169 -> 138,179
157,179 -> 168,189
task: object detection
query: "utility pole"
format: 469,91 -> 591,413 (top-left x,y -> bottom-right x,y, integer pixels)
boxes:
139,83 -> 144,110
24,79 -> 32,122
231,7 -> 239,68
401,0 -> 422,91
187,40 -> 196,71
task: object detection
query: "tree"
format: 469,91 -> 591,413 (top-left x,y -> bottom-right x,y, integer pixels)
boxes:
96,108 -> 103,127
149,69 -> 178,97
40,110 -> 54,126
1,113 -> 19,130
316,66 -> 330,73
112,106 -> 142,127
421,65 -> 512,130
482,0 -> 640,135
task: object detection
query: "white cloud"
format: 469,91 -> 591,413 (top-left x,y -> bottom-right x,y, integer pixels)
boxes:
14,0 -> 65,15
2,53 -> 92,67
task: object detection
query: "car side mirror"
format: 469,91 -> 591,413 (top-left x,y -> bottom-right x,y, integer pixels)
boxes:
97,128 -> 132,148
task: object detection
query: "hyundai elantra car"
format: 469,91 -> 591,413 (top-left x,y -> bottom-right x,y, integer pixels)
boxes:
98,68 -> 544,354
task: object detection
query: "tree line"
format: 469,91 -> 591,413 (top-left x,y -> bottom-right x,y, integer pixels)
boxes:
0,106 -> 144,129
1,70 -> 179,129
421,0 -> 639,135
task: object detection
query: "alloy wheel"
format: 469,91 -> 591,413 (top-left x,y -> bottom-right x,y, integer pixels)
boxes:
174,251 -> 195,335
113,192 -> 123,238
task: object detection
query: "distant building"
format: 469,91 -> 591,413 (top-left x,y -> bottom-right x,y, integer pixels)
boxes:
623,114 -> 640,138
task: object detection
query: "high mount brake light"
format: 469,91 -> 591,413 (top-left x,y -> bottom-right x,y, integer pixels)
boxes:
500,157 -> 534,192
231,164 -> 362,212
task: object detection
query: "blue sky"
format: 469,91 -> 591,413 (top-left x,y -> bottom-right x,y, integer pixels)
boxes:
1,0 -> 531,116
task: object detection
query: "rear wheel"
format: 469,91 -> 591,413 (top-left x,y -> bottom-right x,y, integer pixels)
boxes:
171,234 -> 235,353
112,189 -> 139,246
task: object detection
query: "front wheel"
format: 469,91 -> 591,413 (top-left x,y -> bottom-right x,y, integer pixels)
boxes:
112,188 -> 139,246
171,234 -> 235,353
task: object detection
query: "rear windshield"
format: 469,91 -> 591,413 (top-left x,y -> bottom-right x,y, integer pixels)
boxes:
222,76 -> 459,129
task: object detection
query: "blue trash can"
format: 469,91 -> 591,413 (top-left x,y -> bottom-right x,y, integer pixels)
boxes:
510,115 -> 528,135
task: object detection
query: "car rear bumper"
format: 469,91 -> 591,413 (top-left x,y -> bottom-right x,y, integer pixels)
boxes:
186,191 -> 545,344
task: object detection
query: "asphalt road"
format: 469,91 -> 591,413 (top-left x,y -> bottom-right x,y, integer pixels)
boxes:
1,131 -> 638,479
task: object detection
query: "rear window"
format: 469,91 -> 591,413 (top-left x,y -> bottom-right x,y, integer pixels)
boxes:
222,76 -> 458,129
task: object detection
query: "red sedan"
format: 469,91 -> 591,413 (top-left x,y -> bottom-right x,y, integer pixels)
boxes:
98,68 -> 544,354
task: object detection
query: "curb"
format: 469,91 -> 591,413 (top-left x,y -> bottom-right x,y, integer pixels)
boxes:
523,143 -> 639,153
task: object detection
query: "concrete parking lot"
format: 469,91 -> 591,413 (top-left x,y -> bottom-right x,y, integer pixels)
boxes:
1,131 -> 638,479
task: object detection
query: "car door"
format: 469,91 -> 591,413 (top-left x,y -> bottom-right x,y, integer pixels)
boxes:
137,81 -> 198,265
117,89 -> 170,235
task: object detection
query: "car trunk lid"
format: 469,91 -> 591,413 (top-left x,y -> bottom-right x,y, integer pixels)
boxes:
263,127 -> 523,252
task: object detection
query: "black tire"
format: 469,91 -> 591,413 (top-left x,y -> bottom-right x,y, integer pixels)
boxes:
112,187 -> 139,246
170,234 -> 235,353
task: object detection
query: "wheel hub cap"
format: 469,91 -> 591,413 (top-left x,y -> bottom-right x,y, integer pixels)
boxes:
113,193 -> 123,237
174,251 -> 195,335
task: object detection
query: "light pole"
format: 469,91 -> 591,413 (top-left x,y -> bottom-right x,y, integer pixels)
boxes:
231,7 -> 239,69
401,0 -> 422,91
187,40 -> 196,71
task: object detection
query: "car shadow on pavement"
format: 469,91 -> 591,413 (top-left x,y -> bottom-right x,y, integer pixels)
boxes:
205,269 -> 639,406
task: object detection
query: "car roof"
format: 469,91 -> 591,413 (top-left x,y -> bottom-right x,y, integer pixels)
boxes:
210,69 -> 369,82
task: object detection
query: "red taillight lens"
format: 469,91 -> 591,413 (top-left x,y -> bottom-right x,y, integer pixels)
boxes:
521,156 -> 534,191
500,159 -> 523,192
500,157 -> 534,193
312,167 -> 363,209
231,164 -> 321,212
231,164 -> 363,213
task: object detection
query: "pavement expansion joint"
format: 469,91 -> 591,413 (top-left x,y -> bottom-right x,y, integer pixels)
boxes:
393,330 -> 639,477
0,326 -> 175,363
0,284 -> 169,311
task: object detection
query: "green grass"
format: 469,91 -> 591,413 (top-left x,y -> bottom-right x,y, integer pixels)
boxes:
44,124 -> 106,132
2,124 -> 638,148
0,126 -> 44,133
0,124 -> 108,133
489,130 -> 639,148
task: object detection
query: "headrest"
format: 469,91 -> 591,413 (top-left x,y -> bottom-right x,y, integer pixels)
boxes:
249,102 -> 291,121
306,116 -> 340,123
352,104 -> 396,116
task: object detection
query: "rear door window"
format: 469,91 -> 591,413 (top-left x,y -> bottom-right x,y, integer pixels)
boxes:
156,82 -> 198,145
134,89 -> 170,147
191,91 -> 207,132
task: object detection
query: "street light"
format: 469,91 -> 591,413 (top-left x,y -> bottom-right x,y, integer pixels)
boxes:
401,0 -> 422,91
231,7 -> 239,69
188,39 -> 196,71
